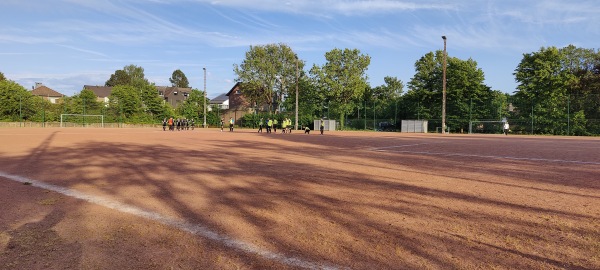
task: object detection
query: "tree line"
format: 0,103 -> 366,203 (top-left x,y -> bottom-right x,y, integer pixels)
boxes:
235,44 -> 600,135
1,44 -> 599,135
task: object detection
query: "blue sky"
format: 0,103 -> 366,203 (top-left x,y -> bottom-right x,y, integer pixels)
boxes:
2,0 -> 599,98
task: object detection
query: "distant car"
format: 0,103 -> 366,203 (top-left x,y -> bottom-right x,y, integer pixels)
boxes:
377,122 -> 397,132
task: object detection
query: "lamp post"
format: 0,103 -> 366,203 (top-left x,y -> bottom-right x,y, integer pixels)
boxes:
203,67 -> 207,128
295,56 -> 299,130
441,35 -> 447,134
19,94 -> 22,127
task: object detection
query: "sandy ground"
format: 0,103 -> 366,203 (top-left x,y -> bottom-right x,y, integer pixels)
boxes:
1,128 -> 599,270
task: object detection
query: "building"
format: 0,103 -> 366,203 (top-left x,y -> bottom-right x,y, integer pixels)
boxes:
83,85 -> 112,103
30,83 -> 64,104
209,93 -> 229,110
156,86 -> 192,108
84,85 -> 191,108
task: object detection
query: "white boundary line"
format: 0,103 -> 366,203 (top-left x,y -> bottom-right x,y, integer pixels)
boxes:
0,171 -> 342,270
371,148 -> 600,165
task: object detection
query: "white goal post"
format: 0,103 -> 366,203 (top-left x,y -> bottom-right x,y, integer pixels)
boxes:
60,114 -> 104,128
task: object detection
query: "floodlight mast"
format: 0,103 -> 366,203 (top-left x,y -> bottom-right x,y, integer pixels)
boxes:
441,35 -> 447,134
203,67 -> 207,128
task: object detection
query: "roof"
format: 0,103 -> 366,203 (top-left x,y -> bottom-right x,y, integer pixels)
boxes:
209,93 -> 229,104
157,86 -> 191,96
30,86 -> 64,97
226,82 -> 242,96
84,85 -> 113,98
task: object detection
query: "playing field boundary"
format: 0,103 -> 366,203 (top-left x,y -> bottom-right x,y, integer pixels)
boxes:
0,171 -> 342,270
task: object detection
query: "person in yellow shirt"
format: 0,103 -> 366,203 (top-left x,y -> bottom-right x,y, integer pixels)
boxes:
267,118 -> 273,134
281,118 -> 287,134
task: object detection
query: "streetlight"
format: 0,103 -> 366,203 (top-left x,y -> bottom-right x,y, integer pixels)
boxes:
203,67 -> 207,128
295,56 -> 299,130
441,35 -> 447,134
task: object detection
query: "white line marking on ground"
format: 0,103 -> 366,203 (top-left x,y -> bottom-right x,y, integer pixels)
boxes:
367,143 -> 427,150
0,171 -> 342,270
371,149 -> 600,165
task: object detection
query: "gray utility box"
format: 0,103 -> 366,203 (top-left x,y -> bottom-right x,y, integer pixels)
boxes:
401,120 -> 428,133
314,120 -> 336,131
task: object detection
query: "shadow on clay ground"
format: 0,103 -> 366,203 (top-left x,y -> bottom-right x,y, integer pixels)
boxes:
1,130 -> 599,269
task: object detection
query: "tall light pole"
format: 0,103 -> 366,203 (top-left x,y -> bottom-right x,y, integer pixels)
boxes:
203,67 -> 207,128
295,56 -> 299,130
441,35 -> 447,134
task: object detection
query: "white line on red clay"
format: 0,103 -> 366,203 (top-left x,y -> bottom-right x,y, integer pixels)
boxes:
0,171 -> 342,270
371,149 -> 600,165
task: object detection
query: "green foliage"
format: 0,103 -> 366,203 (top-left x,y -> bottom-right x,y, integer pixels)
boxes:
512,45 -> 600,135
105,70 -> 131,87
176,89 -> 206,121
141,83 -> 165,118
109,85 -> 142,118
105,64 -> 149,88
234,43 -> 303,112
169,69 -> 190,88
401,50 -> 496,132
0,80 -> 34,121
310,48 -> 371,128
283,74 -> 325,126
0,71 -> 6,81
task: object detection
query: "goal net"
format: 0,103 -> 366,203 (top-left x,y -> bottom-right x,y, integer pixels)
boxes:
60,114 -> 104,128
469,120 -> 504,134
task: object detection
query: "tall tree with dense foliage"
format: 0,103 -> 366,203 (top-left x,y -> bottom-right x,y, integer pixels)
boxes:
404,51 -> 496,132
0,80 -> 34,121
310,48 -> 371,129
513,46 -> 573,134
169,69 -> 190,88
0,71 -> 6,81
370,76 -> 404,120
105,70 -> 131,87
106,64 -> 149,88
176,89 -> 207,120
513,45 -> 600,135
234,43 -> 302,113
108,85 -> 142,118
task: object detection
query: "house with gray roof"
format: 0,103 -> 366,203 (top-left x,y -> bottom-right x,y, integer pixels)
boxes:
209,93 -> 229,111
84,85 -> 113,103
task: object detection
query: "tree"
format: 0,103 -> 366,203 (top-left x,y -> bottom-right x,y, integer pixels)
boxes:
109,85 -> 142,118
513,47 -> 572,134
105,70 -> 131,87
106,64 -> 149,88
140,83 -> 166,118
176,89 -> 207,121
169,69 -> 190,88
0,71 -> 6,81
234,43 -> 302,113
74,89 -> 101,115
310,48 -> 371,129
0,80 -> 33,121
404,51 -> 495,132
370,76 -> 404,121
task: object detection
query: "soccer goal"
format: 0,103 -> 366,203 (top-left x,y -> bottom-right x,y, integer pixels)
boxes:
60,114 -> 104,128
468,120 -> 504,134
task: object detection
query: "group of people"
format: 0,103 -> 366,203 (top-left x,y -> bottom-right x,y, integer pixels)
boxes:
163,117 -> 195,131
162,116 -> 327,135
257,117 -> 295,134
220,117 -> 235,132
